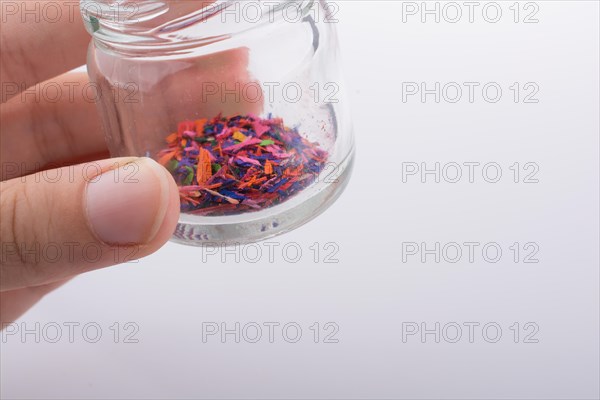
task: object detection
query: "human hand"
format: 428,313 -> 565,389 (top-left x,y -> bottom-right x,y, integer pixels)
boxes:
0,1 -> 181,324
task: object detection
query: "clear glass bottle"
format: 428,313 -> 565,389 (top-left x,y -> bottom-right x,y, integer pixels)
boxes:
81,0 -> 354,245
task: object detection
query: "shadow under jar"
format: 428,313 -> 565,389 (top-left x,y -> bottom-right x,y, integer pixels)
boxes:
81,0 -> 355,246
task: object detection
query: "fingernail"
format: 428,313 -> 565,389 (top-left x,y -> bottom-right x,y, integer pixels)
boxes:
85,158 -> 172,245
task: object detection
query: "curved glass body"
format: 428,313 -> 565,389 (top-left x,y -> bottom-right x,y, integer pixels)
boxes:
81,0 -> 354,245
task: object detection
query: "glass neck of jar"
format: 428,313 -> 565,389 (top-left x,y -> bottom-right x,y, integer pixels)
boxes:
81,0 -> 316,55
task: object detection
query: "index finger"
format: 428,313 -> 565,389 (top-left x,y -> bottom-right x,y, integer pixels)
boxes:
0,0 -> 89,103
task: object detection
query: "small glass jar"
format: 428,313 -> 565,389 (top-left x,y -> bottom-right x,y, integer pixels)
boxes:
81,0 -> 354,246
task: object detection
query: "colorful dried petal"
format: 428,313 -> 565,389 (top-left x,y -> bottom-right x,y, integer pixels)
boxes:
196,148 -> 212,184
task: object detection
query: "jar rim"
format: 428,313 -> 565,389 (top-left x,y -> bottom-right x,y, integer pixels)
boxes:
81,0 -> 317,51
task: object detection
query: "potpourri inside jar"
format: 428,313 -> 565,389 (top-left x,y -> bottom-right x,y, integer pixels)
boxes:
158,114 -> 329,217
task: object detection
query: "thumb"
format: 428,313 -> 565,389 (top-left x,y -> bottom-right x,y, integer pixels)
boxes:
0,157 -> 180,291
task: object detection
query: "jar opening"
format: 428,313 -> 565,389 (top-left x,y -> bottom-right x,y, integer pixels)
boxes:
81,0 -> 316,51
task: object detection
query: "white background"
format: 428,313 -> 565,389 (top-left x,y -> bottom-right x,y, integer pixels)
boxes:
1,1 -> 599,399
